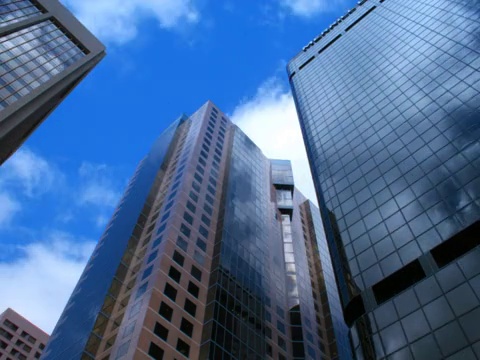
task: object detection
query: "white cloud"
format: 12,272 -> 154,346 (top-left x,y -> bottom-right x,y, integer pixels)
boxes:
61,0 -> 199,44
0,148 -> 59,197
280,0 -> 344,17
231,77 -> 318,204
0,149 -> 122,228
0,192 -> 21,227
78,162 -> 122,208
0,232 -> 95,333
95,214 -> 109,228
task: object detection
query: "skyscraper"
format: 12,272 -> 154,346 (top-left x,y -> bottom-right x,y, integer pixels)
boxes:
0,308 -> 49,360
288,0 -> 480,359
0,0 -> 105,164
41,101 -> 351,360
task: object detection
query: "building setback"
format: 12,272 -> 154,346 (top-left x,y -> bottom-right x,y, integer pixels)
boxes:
0,0 -> 105,164
288,0 -> 480,359
41,101 -> 351,359
0,308 -> 49,360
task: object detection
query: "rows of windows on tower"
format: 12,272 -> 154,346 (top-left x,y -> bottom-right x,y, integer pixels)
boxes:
288,0 -> 480,359
39,102 -> 350,360
0,0 -> 105,165
2,0 -> 480,359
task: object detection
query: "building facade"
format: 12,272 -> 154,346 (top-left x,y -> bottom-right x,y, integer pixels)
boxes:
288,0 -> 480,359
0,308 -> 49,360
0,0 -> 105,164
41,101 -> 351,360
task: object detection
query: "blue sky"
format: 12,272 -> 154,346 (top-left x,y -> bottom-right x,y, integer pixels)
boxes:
0,0 -> 356,332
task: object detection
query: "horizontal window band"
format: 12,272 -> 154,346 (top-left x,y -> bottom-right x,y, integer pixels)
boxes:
299,56 -> 315,70
343,219 -> 480,326
318,34 -> 342,55
372,259 -> 426,305
431,219 -> 480,268
345,6 -> 377,32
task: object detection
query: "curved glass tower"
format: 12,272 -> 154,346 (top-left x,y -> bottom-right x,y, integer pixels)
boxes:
288,0 -> 480,358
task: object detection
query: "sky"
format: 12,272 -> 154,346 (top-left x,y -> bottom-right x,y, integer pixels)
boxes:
0,0 -> 356,333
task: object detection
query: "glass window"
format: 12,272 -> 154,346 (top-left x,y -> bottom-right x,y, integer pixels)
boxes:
158,302 -> 173,321
129,301 -> 142,319
123,322 -> 135,338
401,310 -> 430,342
194,173 -> 203,184
148,342 -> 164,360
201,214 -> 211,226
199,225 -> 208,238
180,224 -> 191,238
164,283 -> 177,301
188,282 -> 199,298
153,323 -> 168,341
164,200 -> 174,212
192,181 -> 201,192
152,236 -> 163,249
209,176 -> 216,186
191,265 -> 202,281
380,322 -> 407,354
189,191 -> 199,203
205,194 -> 214,205
196,238 -> 207,252
176,236 -> 188,252
180,318 -> 194,337
142,265 -> 153,281
115,340 -> 130,359
135,282 -> 148,299
411,335 -> 442,360
176,339 -> 190,357
204,204 -> 213,216
186,201 -> 196,213
168,266 -> 181,283
167,191 -> 177,201
183,212 -> 193,225
434,321 -> 468,356
446,283 -> 478,317
193,250 -> 205,265
173,251 -> 184,266
3,320 -> 18,332
184,298 -> 197,317
156,223 -> 166,235
147,250 -> 158,264
207,185 -> 216,196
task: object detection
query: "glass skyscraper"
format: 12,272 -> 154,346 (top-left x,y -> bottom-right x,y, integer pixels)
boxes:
288,0 -> 480,359
0,0 -> 105,164
41,101 -> 351,360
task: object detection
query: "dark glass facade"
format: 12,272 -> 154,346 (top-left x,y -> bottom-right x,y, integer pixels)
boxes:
288,0 -> 480,358
42,101 -> 350,360
0,0 -> 105,164
0,1 -> 43,28
41,116 -> 185,359
303,200 -> 352,360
